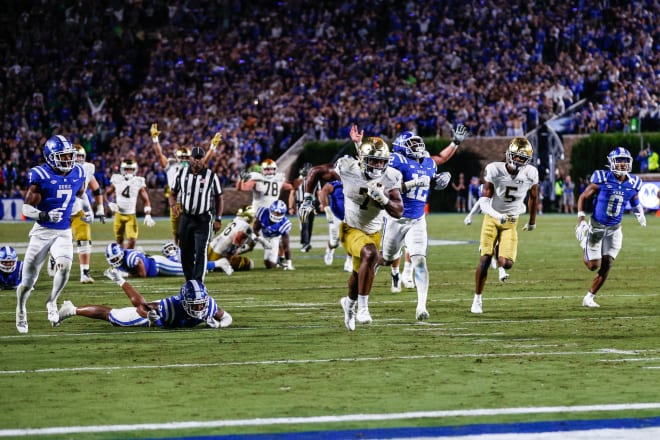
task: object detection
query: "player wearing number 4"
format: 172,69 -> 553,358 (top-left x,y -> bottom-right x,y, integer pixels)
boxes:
378,125 -> 467,321
575,147 -> 645,308
16,135 -> 89,333
471,137 -> 539,314
302,133 -> 403,331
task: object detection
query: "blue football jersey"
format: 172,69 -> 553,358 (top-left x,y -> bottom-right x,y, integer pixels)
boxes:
0,261 -> 22,289
155,295 -> 219,328
590,170 -> 642,226
389,152 -> 436,219
120,249 -> 159,277
328,180 -> 345,221
255,207 -> 292,238
27,163 -> 86,230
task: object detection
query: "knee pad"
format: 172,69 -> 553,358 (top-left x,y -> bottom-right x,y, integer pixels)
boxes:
54,257 -> 72,273
77,240 -> 92,254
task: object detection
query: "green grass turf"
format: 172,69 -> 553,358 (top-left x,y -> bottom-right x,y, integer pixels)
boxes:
1,213 -> 659,439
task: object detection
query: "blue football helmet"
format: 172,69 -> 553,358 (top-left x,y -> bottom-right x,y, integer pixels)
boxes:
393,131 -> 426,159
44,135 -> 76,173
162,241 -> 179,258
269,200 -> 287,223
180,280 -> 209,319
105,243 -> 125,268
607,147 -> 633,177
0,245 -> 18,273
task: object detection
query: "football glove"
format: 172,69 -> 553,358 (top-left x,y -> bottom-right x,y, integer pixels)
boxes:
104,268 -> 126,286
451,124 -> 468,146
433,172 -> 451,190
150,123 -> 160,142
206,315 -> 221,329
633,205 -> 646,227
298,197 -> 315,224
210,132 -> 222,150
323,206 -> 335,224
108,202 -> 119,213
239,170 -> 252,181
367,181 -> 389,206
147,309 -> 160,327
95,206 -> 106,224
252,234 -> 272,250
522,223 -> 536,231
81,210 -> 94,224
404,175 -> 430,190
464,214 -> 472,226
144,214 -> 156,227
47,209 -> 64,223
575,220 -> 590,243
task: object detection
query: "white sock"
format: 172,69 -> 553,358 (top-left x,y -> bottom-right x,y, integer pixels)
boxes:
357,294 -> 369,311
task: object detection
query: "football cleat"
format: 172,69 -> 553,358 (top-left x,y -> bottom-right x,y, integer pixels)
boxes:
340,297 -> 355,331
471,295 -> 483,314
58,300 -> 77,322
582,293 -> 600,308
16,308 -> 28,334
356,308 -> 372,325
498,267 -> 509,282
324,248 -> 334,266
215,258 -> 234,275
46,301 -> 60,326
416,308 -> 430,321
402,274 -> 415,289
391,272 -> 401,293
80,274 -> 95,284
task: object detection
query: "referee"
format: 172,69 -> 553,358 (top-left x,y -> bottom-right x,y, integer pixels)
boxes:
169,146 -> 223,282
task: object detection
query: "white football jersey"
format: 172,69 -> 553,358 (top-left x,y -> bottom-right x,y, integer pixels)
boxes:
209,216 -> 253,256
248,171 -> 287,211
485,162 -> 539,215
335,156 -> 402,234
165,159 -> 185,188
110,174 -> 147,215
72,161 -> 96,213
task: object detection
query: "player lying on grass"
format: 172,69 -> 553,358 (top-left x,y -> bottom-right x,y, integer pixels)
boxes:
57,269 -> 232,328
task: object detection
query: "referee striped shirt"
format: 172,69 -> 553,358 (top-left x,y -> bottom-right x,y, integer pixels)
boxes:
173,166 -> 223,215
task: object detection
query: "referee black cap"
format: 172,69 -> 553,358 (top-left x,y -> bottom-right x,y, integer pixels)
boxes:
191,147 -> 205,159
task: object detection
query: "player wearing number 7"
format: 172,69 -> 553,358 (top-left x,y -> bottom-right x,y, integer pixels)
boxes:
16,135 -> 89,333
576,147 -> 645,308
471,137 -> 539,314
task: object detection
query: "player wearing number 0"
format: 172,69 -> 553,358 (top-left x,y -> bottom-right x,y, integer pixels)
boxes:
575,147 -> 645,308
302,132 -> 403,331
16,135 -> 89,333
377,125 -> 467,321
471,137 -> 539,314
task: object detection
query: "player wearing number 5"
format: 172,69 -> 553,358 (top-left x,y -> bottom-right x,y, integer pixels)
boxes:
16,135 -> 89,333
303,134 -> 403,331
471,137 -> 539,314
575,147 -> 645,308
104,159 -> 155,249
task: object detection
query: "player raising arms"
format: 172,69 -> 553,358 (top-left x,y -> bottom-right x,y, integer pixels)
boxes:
377,125 -> 467,320
302,132 -> 403,331
105,159 -> 155,249
575,147 -> 646,308
16,135 -> 90,333
471,137 -> 539,314
237,159 -> 295,212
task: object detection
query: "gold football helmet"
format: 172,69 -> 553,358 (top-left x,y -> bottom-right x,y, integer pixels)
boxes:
73,144 -> 86,163
120,159 -> 138,178
175,147 -> 191,163
506,137 -> 533,171
358,137 -> 390,179
236,205 -> 256,224
261,159 -> 277,176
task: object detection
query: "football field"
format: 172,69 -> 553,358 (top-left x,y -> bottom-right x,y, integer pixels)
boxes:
1,213 -> 659,439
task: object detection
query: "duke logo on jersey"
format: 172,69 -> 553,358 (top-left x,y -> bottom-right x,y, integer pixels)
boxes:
28,164 -> 85,230
389,152 -> 435,219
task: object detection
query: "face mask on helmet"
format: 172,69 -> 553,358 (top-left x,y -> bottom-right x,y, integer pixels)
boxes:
175,147 -> 191,165
359,137 -> 390,179
162,241 -> 179,258
105,243 -> 125,268
393,131 -> 426,159
237,205 -> 256,224
261,159 -> 277,176
180,280 -> 210,319
74,145 -> 86,164
269,200 -> 287,223
120,160 -> 138,179
505,137 -> 533,171
44,135 -> 76,173
607,147 -> 633,177
0,246 -> 17,273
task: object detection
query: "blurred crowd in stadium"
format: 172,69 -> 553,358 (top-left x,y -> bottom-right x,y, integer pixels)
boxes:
1,0 -> 658,198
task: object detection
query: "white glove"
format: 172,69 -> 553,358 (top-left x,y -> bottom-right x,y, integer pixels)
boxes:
81,210 -> 94,224
633,207 -> 647,227
147,309 -> 160,327
367,181 -> 389,206
47,209 -> 64,223
206,315 -> 221,328
104,268 -> 126,286
404,175 -> 430,189
324,206 -> 335,224
464,215 -> 472,226
575,220 -> 590,243
108,202 -> 118,213
452,124 -> 468,146
95,206 -> 106,224
433,172 -> 451,190
298,196 -> 315,224
523,223 -> 536,231
253,234 -> 272,250
283,259 -> 295,270
144,214 -> 156,227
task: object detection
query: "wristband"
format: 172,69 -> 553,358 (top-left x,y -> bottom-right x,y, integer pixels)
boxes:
152,136 -> 159,143
144,206 -> 152,215
577,211 -> 586,218
215,216 -> 222,222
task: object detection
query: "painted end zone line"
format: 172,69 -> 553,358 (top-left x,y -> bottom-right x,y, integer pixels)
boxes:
2,403 -> 660,437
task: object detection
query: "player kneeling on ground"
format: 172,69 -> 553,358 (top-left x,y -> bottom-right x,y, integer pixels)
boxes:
57,269 -> 232,328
